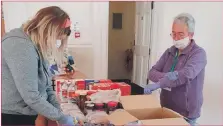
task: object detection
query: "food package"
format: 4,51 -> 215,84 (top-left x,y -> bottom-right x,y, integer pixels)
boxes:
74,79 -> 86,90
55,79 -> 64,95
89,89 -> 121,103
99,79 -> 112,83
116,83 -> 131,96
89,82 -> 131,96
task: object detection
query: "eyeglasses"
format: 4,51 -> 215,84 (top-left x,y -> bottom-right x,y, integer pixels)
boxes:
64,27 -> 71,36
170,32 -> 185,39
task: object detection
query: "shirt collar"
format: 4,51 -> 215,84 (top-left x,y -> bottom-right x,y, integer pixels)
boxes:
169,39 -> 196,56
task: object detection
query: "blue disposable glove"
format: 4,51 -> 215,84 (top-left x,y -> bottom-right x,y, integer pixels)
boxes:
58,115 -> 74,126
165,71 -> 178,81
144,83 -> 160,94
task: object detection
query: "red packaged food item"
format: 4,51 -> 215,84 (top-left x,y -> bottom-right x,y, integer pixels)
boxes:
97,84 -> 103,90
55,79 -> 65,95
75,80 -> 85,90
71,92 -> 79,98
97,84 -> 104,90
110,83 -> 120,89
107,101 -> 118,108
117,83 -> 131,96
91,84 -> 99,90
98,83 -> 111,90
106,83 -> 112,90
99,79 -> 112,83
55,80 -> 61,95
107,101 -> 118,114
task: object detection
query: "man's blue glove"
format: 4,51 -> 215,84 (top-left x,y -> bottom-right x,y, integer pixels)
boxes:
58,115 -> 75,126
144,83 -> 161,94
165,71 -> 178,81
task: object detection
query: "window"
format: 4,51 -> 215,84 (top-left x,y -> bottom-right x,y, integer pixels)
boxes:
112,13 -> 122,29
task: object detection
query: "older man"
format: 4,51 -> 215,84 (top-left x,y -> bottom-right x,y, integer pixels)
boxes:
144,13 -> 207,125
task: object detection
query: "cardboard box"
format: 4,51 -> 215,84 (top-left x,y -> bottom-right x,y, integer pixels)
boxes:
140,118 -> 189,125
107,95 -> 189,125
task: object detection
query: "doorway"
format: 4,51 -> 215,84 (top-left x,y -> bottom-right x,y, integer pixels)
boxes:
107,1 -> 153,93
107,1 -> 135,83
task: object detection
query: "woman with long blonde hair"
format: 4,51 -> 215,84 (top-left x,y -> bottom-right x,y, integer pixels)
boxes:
2,6 -> 75,125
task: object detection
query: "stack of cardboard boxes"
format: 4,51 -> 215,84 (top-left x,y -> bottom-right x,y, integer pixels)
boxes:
107,95 -> 189,125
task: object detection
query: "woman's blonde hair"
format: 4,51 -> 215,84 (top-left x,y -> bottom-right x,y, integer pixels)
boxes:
22,6 -> 71,65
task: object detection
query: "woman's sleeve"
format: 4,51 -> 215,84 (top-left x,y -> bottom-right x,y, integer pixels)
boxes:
2,38 -> 65,121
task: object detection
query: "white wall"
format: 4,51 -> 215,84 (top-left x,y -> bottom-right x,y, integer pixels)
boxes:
3,2 -> 109,79
150,2 -> 223,125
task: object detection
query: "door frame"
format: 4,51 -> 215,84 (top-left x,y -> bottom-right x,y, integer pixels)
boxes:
92,2 -> 109,79
132,1 -> 153,86
103,2 -> 156,80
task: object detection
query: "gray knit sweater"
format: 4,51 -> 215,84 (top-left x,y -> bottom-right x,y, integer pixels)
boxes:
2,28 -> 65,121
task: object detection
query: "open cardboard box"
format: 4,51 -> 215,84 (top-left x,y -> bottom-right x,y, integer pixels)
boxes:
107,95 -> 189,125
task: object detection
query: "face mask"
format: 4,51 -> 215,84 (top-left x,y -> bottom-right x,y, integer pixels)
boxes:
56,40 -> 61,48
173,37 -> 190,49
